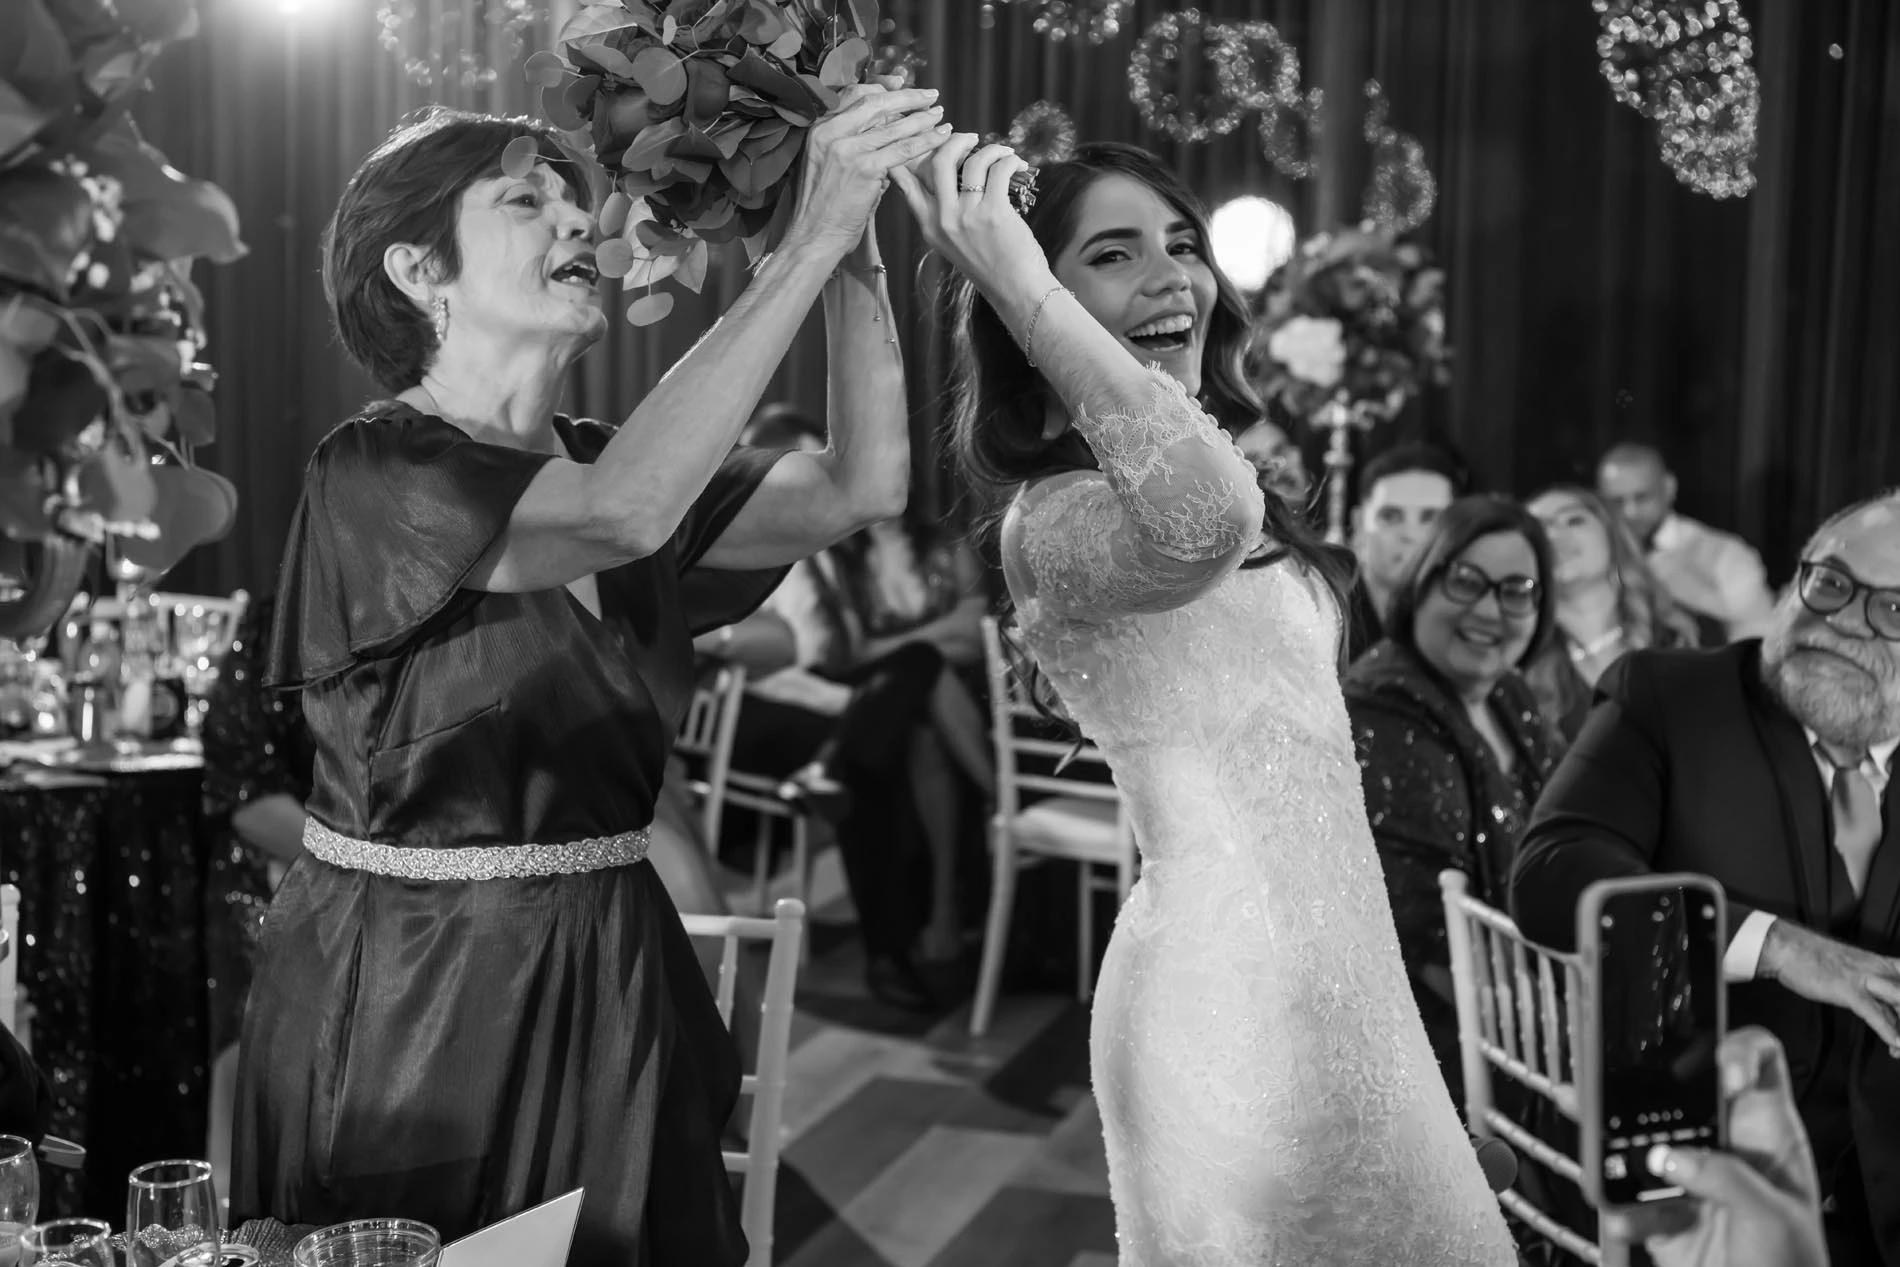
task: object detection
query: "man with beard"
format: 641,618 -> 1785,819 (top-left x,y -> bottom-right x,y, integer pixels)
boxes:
1511,491 -> 1900,1266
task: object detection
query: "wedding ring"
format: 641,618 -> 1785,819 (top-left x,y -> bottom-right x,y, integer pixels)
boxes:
957,184 -> 984,193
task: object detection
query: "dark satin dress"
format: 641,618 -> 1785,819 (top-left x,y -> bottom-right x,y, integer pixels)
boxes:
231,404 -> 784,1266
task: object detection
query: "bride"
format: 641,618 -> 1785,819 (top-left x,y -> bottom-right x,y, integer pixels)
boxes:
891,139 -> 1517,1263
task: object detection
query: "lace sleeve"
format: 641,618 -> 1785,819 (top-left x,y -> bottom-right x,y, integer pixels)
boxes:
1009,370 -> 1265,622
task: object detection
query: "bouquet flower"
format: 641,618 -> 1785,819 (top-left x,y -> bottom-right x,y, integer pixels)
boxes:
1254,223 -> 1451,428
1,0 -> 245,637
527,0 -> 887,326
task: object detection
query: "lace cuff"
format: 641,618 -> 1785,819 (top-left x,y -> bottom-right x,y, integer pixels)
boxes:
1070,369 -> 1264,564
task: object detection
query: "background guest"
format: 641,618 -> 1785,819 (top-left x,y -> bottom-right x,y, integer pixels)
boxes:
1234,416 -> 1312,504
1512,490 -> 1900,1266
1347,444 -> 1469,660
1524,485 -> 1701,742
1597,442 -> 1777,642
1344,494 -> 1562,1100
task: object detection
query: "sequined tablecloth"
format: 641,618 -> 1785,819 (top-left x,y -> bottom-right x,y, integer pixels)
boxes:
0,760 -> 211,1217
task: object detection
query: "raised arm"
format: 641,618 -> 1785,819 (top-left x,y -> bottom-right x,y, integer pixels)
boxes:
470,89 -> 948,592
894,137 -> 1261,618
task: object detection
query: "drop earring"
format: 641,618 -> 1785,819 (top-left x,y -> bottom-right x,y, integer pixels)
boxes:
431,296 -> 449,342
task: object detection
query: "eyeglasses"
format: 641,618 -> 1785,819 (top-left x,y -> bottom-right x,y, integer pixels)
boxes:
1438,561 -> 1541,617
1796,561 -> 1900,641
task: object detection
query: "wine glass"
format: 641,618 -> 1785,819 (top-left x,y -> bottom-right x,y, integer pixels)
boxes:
125,1160 -> 219,1267
0,1136 -> 39,1267
291,1220 -> 440,1267
19,1218 -> 113,1267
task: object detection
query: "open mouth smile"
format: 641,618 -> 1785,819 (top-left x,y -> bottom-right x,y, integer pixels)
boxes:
1125,312 -> 1196,353
550,257 -> 599,289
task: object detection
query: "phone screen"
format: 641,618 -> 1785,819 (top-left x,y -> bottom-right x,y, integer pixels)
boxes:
1594,883 -> 1722,1205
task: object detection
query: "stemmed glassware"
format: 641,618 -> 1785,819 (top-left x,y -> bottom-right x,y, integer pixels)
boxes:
0,1136 -> 37,1267
125,1159 -> 220,1266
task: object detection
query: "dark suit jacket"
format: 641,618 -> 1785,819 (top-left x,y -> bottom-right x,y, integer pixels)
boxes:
1510,641 -> 1900,1262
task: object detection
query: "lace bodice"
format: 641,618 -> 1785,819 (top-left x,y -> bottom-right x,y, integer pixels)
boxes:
1000,372 -> 1515,1265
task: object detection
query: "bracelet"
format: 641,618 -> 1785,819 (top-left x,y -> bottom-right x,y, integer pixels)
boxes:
1021,284 -> 1070,369
829,263 -> 889,281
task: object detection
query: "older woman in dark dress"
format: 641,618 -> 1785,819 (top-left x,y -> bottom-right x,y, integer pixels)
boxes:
233,92 -> 949,1264
1344,495 -> 1565,1102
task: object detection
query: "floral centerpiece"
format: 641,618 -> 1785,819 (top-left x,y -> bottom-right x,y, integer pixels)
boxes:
1253,223 -> 1452,541
0,0 -> 245,638
525,0 -> 890,326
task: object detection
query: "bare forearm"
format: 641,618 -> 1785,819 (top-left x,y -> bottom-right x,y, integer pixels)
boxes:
985,268 -> 1174,431
821,239 -> 910,521
586,237 -> 843,548
231,793 -> 307,865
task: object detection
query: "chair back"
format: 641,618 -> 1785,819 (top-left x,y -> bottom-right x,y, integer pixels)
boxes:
980,617 -> 1120,820
676,663 -> 746,846
679,899 -> 806,1267
1439,869 -> 1622,1266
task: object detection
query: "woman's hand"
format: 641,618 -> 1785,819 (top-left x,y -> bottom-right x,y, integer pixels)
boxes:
889,134 -> 1050,303
1604,1027 -> 1828,1267
784,84 -> 949,257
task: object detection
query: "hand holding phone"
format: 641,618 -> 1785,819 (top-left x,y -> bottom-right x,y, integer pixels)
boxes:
1579,874 -> 1726,1210
1603,1027 -> 1827,1267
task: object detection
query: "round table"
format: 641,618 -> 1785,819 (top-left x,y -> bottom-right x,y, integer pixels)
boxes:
0,742 -> 213,1217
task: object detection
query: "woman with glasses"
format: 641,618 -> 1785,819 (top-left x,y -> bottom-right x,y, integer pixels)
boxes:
1343,494 -> 1565,1101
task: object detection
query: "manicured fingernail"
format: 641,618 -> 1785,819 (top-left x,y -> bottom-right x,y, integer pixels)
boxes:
936,123 -> 953,132
923,88 -> 939,98
1646,1144 -> 1676,1178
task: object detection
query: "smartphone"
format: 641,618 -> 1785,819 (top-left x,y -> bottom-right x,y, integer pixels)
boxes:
1577,873 -> 1726,1209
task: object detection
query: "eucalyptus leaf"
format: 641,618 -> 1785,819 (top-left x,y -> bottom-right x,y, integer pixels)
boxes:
0,80 -> 53,162
674,239 -> 709,294
0,533 -> 92,641
631,46 -> 687,105
737,0 -> 786,45
661,15 -> 677,44
524,50 -> 569,87
620,116 -> 685,172
544,80 -> 589,132
115,464 -> 237,573
625,291 -> 676,326
172,384 -> 214,444
112,0 -> 197,44
74,441 -> 158,526
819,38 -> 870,91
559,4 -> 640,48
596,237 -> 636,278
624,249 -> 681,289
767,28 -> 804,61
798,73 -> 839,112
500,134 -> 540,179
578,42 -> 639,78
598,190 -> 633,236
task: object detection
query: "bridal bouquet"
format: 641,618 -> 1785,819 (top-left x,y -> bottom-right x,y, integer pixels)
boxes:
527,0 -> 887,326
0,0 -> 245,637
1253,223 -> 1451,427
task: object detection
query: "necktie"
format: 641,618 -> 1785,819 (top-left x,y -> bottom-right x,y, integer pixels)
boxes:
1817,743 -> 1883,896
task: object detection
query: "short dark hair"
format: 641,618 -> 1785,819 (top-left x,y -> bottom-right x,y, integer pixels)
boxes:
1385,494 -> 1559,667
322,108 -> 592,392
1359,442 -> 1470,502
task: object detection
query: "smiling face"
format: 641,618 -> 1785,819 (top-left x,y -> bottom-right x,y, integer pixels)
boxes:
1763,499 -> 1900,748
421,161 -> 605,356
1529,490 -> 1614,590
1050,172 -> 1219,397
1413,531 -> 1543,701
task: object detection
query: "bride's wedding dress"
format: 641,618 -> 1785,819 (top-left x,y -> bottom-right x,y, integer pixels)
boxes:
1001,371 -> 1516,1265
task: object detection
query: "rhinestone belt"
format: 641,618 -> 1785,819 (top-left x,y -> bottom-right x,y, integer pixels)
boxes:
303,819 -> 651,881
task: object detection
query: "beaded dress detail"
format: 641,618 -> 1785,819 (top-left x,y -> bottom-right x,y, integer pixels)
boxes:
1000,371 -> 1515,1266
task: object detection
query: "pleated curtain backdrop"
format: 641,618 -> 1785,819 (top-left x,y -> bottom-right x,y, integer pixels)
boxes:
137,0 -> 1900,597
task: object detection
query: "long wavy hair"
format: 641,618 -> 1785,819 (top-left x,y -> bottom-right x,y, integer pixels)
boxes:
944,143 -> 1352,733
1529,485 -> 1698,652
945,143 -> 1351,588
1522,484 -> 1699,734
